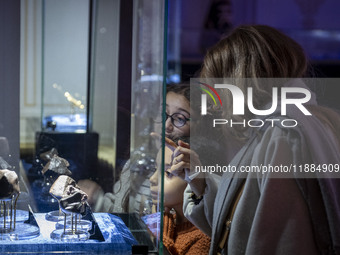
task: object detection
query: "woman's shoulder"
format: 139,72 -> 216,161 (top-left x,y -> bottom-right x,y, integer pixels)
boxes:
231,125 -> 301,165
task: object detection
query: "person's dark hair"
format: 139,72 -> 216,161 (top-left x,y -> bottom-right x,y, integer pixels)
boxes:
166,83 -> 204,119
166,83 -> 190,102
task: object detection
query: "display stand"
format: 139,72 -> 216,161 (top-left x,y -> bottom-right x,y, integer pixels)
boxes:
0,212 -> 138,254
0,194 -> 39,240
50,212 -> 90,241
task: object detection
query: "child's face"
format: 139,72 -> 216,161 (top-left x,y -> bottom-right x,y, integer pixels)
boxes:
149,145 -> 187,210
165,92 -> 191,140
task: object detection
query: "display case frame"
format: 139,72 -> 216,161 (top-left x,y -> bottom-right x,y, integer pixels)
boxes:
1,0 -> 168,253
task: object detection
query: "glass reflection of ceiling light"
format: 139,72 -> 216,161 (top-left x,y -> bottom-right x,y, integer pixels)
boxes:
311,29 -> 330,38
309,29 -> 340,40
140,74 -> 163,82
168,74 -> 180,83
64,91 -> 84,110
52,84 -> 85,110
53,83 -> 62,91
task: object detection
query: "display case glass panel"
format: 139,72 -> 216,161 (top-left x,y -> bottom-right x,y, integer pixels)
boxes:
41,0 -> 90,133
127,0 -> 166,252
8,0 -> 167,253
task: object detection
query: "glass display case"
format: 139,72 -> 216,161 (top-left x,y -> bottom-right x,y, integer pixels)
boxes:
2,0 -> 167,254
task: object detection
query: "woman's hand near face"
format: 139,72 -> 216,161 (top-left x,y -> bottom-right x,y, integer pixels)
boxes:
169,140 -> 206,196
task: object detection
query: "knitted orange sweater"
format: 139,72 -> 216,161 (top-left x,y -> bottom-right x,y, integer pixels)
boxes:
162,212 -> 211,255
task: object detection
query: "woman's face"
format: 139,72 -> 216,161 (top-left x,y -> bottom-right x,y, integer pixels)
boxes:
149,146 -> 187,211
165,92 -> 191,140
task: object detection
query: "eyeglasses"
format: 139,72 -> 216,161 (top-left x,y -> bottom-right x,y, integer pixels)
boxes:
165,113 -> 190,128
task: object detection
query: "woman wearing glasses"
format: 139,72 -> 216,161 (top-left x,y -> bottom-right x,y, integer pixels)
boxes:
82,84 -> 195,213
144,83 -> 213,254
165,84 -> 191,141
